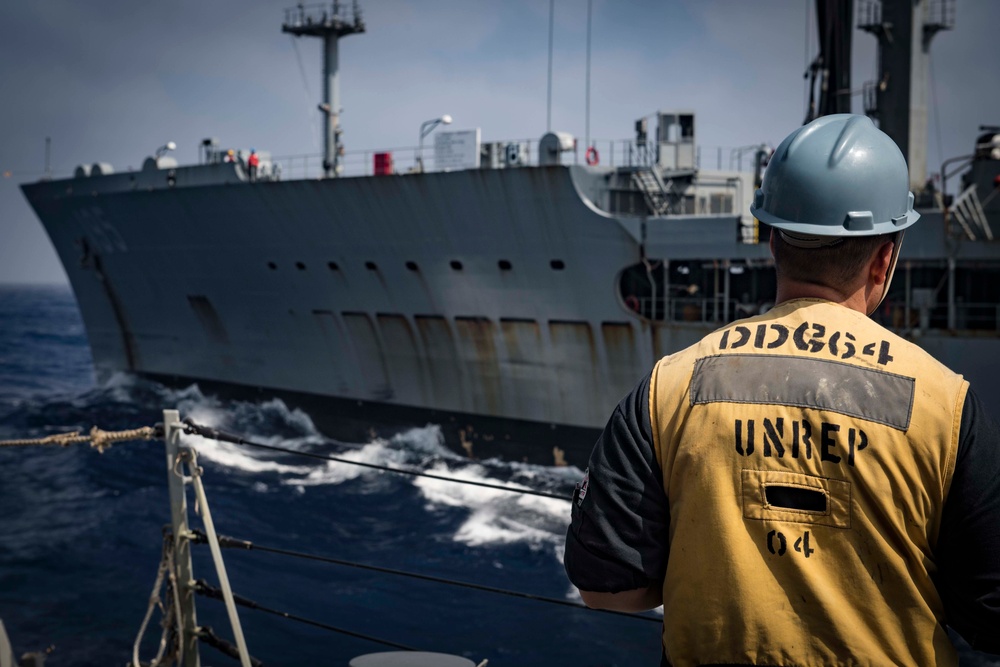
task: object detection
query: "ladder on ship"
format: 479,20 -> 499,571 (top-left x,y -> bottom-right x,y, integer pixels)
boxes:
950,183 -> 994,241
632,168 -> 675,216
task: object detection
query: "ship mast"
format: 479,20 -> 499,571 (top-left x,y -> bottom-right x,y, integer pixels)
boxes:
859,0 -> 954,193
282,2 -> 365,178
803,0 -> 854,123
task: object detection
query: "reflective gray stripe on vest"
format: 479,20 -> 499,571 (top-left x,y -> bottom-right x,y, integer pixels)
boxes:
690,354 -> 915,430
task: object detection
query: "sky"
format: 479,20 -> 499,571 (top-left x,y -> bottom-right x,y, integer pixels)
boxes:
1,0 -> 998,285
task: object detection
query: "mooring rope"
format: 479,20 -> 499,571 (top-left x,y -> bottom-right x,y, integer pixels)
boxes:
180,419 -> 574,501
0,425 -> 161,452
0,417 -> 575,502
1,410 -> 654,665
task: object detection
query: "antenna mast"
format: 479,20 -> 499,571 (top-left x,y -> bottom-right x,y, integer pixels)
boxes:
585,0 -> 592,151
859,0 -> 954,191
282,2 -> 366,178
546,0 -> 554,132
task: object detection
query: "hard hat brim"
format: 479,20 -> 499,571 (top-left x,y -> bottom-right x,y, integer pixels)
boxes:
751,202 -> 920,237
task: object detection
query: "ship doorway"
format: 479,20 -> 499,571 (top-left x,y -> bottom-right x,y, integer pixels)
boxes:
617,259 -> 776,323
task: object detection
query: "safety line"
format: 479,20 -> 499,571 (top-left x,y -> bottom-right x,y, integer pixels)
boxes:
197,626 -> 263,667
191,530 -> 661,625
181,419 -> 573,501
131,532 -> 172,667
195,580 -> 418,651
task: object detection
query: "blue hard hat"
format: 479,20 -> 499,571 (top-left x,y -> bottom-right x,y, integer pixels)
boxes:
750,114 -> 919,237
251,148 -> 256,153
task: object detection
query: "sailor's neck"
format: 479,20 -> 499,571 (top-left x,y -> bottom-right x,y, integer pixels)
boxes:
774,281 -> 869,315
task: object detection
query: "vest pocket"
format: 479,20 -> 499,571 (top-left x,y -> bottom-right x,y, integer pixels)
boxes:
764,484 -> 827,511
742,469 -> 851,529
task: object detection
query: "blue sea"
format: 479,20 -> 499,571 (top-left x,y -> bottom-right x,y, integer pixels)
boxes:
0,285 -> 662,666
0,285 -> 996,666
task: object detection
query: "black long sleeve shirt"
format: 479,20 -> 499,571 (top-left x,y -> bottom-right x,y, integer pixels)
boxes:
566,376 -> 1000,655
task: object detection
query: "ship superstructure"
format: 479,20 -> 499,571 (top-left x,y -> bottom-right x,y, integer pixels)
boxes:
22,1 -> 1000,466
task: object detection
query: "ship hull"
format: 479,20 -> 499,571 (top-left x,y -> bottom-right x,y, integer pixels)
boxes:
24,166 -> 739,464
22,165 -> 1000,465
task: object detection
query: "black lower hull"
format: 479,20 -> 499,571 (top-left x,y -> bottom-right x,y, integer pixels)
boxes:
145,372 -> 600,468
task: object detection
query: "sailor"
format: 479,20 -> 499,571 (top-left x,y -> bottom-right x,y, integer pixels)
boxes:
224,148 -> 236,163
564,114 -> 1000,665
248,148 -> 260,182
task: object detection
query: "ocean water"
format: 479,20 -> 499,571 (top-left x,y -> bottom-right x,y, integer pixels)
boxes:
0,286 -> 996,666
0,285 -> 662,666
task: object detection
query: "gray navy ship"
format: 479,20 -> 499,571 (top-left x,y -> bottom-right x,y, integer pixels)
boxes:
21,0 -> 1000,467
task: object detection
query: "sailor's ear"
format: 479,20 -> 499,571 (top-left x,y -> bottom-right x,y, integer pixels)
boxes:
870,239 -> 894,286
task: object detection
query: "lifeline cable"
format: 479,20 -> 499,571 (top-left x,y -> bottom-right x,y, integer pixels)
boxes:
131,532 -> 171,667
197,626 -> 263,667
180,418 -> 573,501
132,529 -> 183,667
190,529 -> 661,625
194,580 -> 417,651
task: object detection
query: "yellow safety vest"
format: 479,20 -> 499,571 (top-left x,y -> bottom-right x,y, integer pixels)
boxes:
649,298 -> 968,666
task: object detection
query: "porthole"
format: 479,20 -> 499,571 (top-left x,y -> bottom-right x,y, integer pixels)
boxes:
366,261 -> 378,271
450,260 -> 463,271
267,261 -> 277,270
296,261 -> 306,271
498,260 -> 512,271
550,259 -> 565,270
406,261 -> 419,271
328,261 -> 340,271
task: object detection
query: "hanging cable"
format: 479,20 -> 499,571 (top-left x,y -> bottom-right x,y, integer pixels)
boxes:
928,51 -> 944,176
289,36 -> 321,151
189,529 -> 660,625
131,533 -> 171,667
197,627 -> 264,667
132,529 -> 182,667
180,419 -> 573,501
194,580 -> 418,651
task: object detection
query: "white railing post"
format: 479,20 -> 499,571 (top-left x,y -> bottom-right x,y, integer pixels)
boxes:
163,409 -> 201,667
187,450 -> 253,667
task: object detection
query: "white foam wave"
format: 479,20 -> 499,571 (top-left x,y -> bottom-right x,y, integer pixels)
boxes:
183,436 -> 312,475
101,371 -> 143,402
382,424 -> 454,460
453,508 -> 565,547
100,376 -> 577,554
168,391 -> 322,476
414,462 -> 519,506
291,439 -> 409,487
412,459 -> 572,551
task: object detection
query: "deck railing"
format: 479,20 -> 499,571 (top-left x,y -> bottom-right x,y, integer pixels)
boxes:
630,295 -> 1000,334
267,138 -> 764,180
